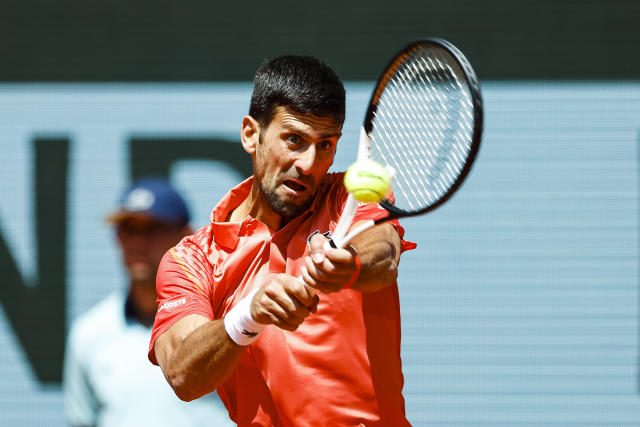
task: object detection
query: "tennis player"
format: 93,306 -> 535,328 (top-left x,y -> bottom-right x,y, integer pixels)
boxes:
149,56 -> 416,426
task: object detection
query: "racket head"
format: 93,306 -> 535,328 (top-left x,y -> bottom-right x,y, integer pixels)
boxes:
363,38 -> 483,222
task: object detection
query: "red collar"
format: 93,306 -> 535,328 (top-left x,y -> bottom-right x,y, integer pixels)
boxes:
209,175 -> 324,250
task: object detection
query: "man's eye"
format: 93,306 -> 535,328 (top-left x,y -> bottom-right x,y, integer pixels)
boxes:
319,140 -> 333,151
287,135 -> 300,145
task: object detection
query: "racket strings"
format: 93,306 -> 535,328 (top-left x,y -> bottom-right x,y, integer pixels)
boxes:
370,46 -> 475,212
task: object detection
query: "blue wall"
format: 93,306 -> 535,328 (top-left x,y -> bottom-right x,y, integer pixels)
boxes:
0,82 -> 638,425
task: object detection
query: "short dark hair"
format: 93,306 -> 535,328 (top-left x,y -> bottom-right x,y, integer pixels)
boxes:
249,55 -> 346,130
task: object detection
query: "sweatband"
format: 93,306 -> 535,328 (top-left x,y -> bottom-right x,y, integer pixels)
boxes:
224,288 -> 266,346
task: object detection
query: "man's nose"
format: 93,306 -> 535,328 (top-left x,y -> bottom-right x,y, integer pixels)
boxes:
294,144 -> 316,173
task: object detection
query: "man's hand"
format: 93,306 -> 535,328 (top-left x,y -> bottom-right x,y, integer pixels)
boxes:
250,274 -> 319,331
301,232 -> 359,294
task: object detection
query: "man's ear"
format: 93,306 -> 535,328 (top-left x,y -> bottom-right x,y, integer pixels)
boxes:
241,115 -> 260,154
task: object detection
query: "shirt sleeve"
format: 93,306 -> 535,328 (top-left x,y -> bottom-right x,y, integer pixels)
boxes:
63,324 -> 99,427
148,236 -> 217,365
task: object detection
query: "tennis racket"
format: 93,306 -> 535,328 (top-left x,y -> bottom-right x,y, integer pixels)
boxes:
330,38 -> 483,249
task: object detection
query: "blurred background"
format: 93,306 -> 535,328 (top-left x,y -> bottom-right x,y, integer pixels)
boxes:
1,0 -> 639,425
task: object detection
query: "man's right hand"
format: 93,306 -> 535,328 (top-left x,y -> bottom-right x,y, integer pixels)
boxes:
250,274 -> 319,331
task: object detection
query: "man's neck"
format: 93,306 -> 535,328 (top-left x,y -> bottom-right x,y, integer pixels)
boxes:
229,183 -> 282,230
126,281 -> 157,327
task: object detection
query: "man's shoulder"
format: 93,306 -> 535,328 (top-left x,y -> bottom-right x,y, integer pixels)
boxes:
323,171 -> 345,184
179,223 -> 214,250
319,172 -> 346,195
315,172 -> 347,209
167,223 -> 215,266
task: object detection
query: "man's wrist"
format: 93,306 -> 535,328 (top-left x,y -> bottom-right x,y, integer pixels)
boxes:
223,288 -> 266,346
342,252 -> 361,289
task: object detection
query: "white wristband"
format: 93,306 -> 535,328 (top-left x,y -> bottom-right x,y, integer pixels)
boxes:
224,288 -> 266,346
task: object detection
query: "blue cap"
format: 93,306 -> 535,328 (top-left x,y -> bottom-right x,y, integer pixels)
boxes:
107,178 -> 190,226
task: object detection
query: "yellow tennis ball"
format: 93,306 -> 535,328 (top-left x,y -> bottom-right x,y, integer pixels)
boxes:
344,160 -> 390,203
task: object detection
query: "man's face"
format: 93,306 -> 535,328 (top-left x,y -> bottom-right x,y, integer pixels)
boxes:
116,218 -> 186,285
254,107 -> 342,220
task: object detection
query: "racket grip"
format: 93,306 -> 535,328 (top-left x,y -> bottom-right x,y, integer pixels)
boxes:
329,219 -> 376,249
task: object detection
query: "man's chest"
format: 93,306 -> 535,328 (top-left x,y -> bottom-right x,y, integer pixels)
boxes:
207,213 -> 335,317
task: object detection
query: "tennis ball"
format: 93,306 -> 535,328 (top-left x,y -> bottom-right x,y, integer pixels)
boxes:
344,160 -> 390,203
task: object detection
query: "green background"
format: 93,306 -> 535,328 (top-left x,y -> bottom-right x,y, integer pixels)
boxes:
2,0 -> 639,81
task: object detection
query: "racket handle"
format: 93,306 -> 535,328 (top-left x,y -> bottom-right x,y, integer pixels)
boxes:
328,219 -> 375,249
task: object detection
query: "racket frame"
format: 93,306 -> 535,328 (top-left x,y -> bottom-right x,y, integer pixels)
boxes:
331,38 -> 483,249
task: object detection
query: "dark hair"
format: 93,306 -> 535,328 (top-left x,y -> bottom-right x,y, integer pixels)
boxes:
249,55 -> 346,130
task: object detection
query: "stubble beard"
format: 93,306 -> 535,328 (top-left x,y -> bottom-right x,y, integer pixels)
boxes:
258,180 -> 314,222
254,133 -> 316,222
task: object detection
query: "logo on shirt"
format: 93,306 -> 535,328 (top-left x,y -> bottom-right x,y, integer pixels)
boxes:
157,297 -> 186,313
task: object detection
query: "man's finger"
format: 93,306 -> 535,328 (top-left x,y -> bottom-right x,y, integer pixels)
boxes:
253,281 -> 312,327
323,247 -> 355,264
308,232 -> 332,264
281,274 -> 318,307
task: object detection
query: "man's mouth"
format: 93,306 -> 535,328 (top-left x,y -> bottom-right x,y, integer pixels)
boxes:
283,179 -> 308,194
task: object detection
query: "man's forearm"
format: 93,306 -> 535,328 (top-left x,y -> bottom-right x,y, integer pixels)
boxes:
161,319 -> 245,401
349,223 -> 402,293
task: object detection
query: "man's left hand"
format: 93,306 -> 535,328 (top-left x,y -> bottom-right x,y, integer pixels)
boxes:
301,232 -> 359,294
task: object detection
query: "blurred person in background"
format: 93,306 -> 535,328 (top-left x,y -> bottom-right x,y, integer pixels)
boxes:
63,177 -> 234,427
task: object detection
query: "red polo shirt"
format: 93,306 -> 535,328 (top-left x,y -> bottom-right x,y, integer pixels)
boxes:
149,173 -> 415,426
